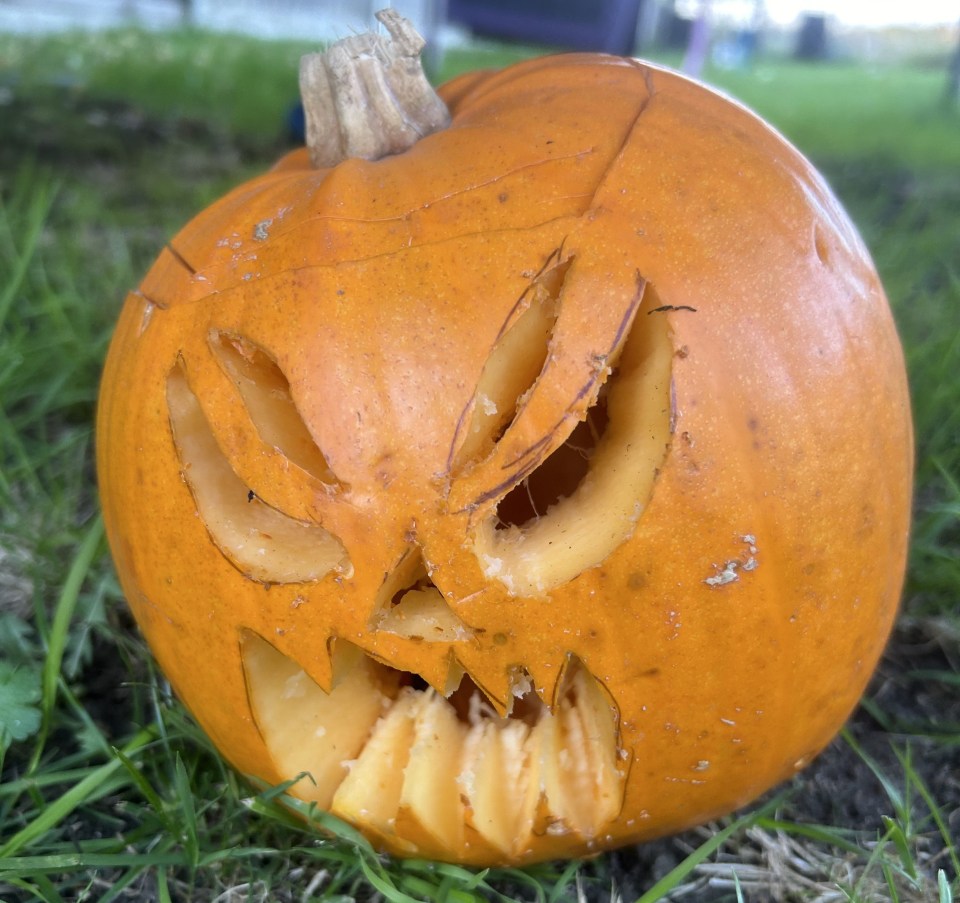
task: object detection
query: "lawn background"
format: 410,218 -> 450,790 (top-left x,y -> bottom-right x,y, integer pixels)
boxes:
0,22 -> 958,903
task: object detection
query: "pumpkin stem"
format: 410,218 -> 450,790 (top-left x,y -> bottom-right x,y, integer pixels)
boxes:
299,8 -> 450,168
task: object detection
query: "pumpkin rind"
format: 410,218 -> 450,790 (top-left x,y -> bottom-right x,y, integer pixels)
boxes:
97,55 -> 912,864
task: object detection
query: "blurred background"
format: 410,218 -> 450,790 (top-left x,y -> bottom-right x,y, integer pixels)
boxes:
0,0 -> 956,70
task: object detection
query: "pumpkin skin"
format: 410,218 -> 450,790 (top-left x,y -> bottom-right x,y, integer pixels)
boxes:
97,54 -> 913,865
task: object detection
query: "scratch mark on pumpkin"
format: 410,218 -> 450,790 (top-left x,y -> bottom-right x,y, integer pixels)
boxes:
369,151 -> 590,216
165,241 -> 198,275
254,149 -> 598,244
647,305 -> 697,315
172,217 -> 582,307
585,67 -> 657,210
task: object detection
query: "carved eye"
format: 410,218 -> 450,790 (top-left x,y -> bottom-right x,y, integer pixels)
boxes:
166,337 -> 350,584
461,273 -> 674,595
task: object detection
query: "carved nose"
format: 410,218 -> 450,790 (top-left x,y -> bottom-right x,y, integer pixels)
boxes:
369,546 -> 475,643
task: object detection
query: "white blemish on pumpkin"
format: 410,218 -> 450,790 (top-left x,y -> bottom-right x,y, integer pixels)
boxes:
314,725 -> 327,738
479,553 -> 519,593
705,561 -> 740,586
283,670 -> 308,699
478,393 -> 498,416
139,301 -> 154,336
480,554 -> 502,577
510,671 -> 533,698
705,535 -> 760,586
693,760 -> 710,772
720,717 -> 736,726
253,218 -> 273,241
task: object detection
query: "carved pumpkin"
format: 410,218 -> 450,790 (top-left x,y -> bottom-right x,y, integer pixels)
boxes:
97,13 -> 913,865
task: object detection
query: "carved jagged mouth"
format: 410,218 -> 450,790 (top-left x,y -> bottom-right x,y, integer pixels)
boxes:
242,633 -> 627,859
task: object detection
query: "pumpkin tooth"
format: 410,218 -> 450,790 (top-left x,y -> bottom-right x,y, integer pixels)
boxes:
393,688 -> 468,855
535,701 -> 595,837
330,687 -> 423,853
568,667 -> 627,827
242,635 -> 397,809
529,664 -> 626,839
461,719 -> 538,856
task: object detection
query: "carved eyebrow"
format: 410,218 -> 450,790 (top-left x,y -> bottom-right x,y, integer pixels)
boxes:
209,330 -> 341,487
448,255 -> 569,476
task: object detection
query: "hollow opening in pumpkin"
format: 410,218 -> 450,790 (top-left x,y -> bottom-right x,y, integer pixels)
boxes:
495,390 -> 610,530
241,631 -> 626,857
474,291 -> 673,595
369,547 -> 477,643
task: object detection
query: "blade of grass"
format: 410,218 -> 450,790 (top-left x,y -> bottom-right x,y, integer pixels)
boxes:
892,747 -> 960,879
0,875 -> 64,903
881,815 -> 919,881
841,728 -> 906,817
882,861 -> 904,903
750,816 -> 865,856
939,870 -> 954,903
359,855 -> 425,903
0,727 -> 152,859
157,868 -> 173,903
28,516 -> 104,771
0,852 -> 189,878
173,753 -> 200,868
0,179 -> 58,332
113,746 -> 168,821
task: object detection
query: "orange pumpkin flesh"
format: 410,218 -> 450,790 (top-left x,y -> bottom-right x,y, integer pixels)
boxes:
97,42 -> 913,865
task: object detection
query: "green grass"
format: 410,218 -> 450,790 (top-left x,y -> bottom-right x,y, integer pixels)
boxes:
1,24 -> 958,902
